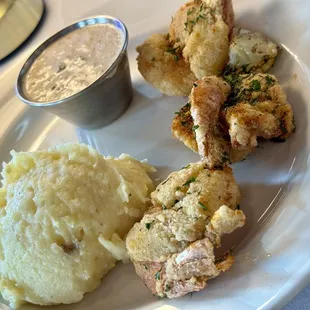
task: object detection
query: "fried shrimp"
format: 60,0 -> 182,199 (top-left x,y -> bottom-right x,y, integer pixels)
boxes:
172,76 -> 236,167
136,34 -> 197,96
137,0 -> 234,95
169,0 -> 233,79
190,76 -> 231,167
225,73 -> 295,149
169,0 -> 234,48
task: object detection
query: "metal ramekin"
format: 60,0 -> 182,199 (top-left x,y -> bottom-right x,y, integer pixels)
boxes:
16,16 -> 133,130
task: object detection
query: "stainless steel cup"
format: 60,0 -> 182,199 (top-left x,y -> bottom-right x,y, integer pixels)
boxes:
16,16 -> 133,130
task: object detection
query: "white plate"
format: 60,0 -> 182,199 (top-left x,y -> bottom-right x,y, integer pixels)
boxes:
0,0 -> 310,309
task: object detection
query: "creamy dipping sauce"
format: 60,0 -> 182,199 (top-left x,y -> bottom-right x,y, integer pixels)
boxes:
22,24 -> 123,102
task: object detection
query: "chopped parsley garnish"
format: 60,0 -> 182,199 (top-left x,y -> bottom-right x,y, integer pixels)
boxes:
251,79 -> 261,91
166,46 -> 180,61
240,64 -> 251,73
185,102 -> 191,108
181,121 -> 188,126
224,74 -> 238,85
162,204 -> 167,210
192,125 -> 199,131
155,269 -> 162,280
164,33 -> 170,40
280,120 -> 288,135
174,111 -> 180,115
198,201 -> 207,210
145,222 -> 154,230
166,46 -> 179,54
183,177 -> 196,186
176,186 -> 181,191
165,284 -> 171,292
187,8 -> 194,15
221,151 -> 230,165
182,164 -> 190,169
266,75 -> 275,86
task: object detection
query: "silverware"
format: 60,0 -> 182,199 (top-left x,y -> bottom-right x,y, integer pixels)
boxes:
16,15 -> 133,130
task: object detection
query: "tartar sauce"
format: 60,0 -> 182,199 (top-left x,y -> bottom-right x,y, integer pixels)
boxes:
22,24 -> 123,102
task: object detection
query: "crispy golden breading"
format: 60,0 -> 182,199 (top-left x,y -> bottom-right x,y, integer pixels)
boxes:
169,0 -> 234,48
181,0 -> 231,78
171,102 -> 254,163
172,74 -> 295,162
127,163 -> 240,263
137,0 -> 234,95
190,76 -> 231,167
171,103 -> 198,152
169,1 -> 199,49
220,0 -> 234,35
126,192 -> 245,299
183,17 -> 229,79
225,73 -> 295,149
136,34 -> 197,96
230,147 -> 254,162
151,162 -> 240,215
126,209 -> 206,262
215,252 -> 234,272
172,76 -> 235,167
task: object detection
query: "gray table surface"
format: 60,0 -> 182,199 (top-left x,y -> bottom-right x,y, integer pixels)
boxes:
283,285 -> 310,310
0,0 -> 309,309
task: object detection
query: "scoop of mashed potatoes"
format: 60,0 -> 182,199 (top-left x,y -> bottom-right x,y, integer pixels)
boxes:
0,143 -> 155,308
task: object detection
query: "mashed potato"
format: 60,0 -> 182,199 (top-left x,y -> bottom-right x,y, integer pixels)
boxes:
0,143 -> 155,308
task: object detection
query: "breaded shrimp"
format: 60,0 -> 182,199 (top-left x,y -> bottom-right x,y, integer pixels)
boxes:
169,0 -> 234,79
169,0 -> 234,48
172,76 -> 235,168
136,34 -> 197,96
225,73 -> 295,149
190,76 -> 231,167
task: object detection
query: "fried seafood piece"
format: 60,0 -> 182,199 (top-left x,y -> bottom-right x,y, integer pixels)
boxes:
169,0 -> 233,79
151,162 -> 241,216
225,73 -> 295,149
172,102 -> 198,153
126,164 -> 244,298
190,76 -> 231,167
136,34 -> 197,96
126,164 -> 241,261
171,76 -> 247,167
226,28 -> 279,74
169,0 -> 234,48
126,162 -> 245,298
